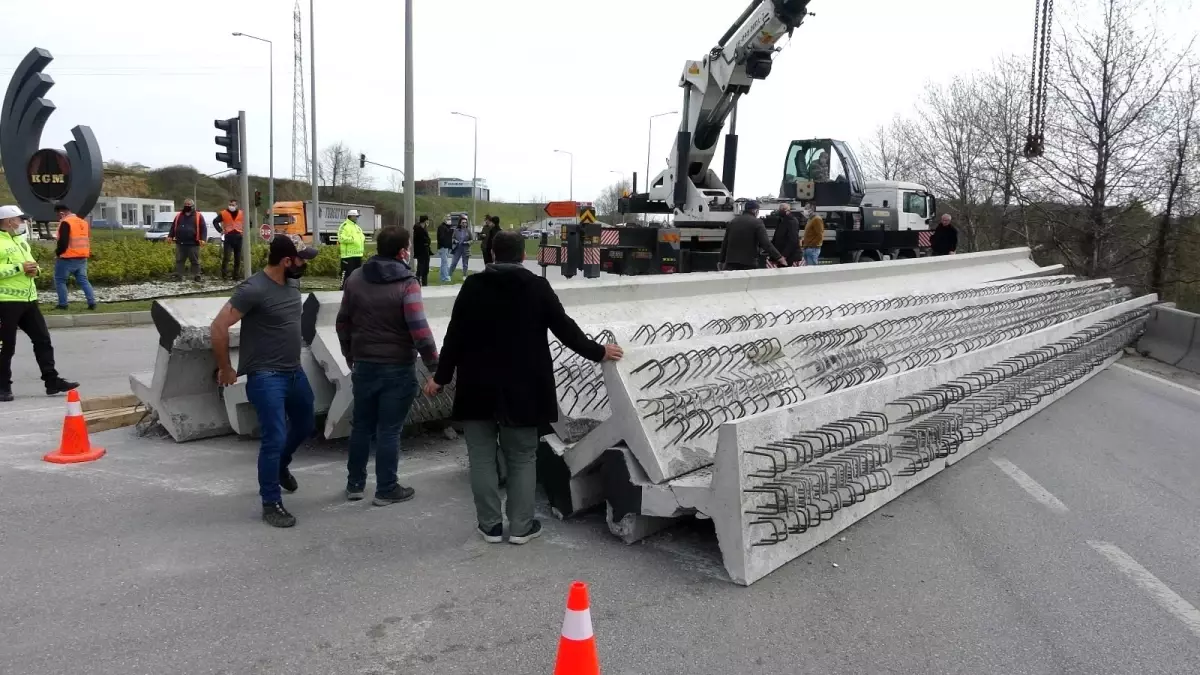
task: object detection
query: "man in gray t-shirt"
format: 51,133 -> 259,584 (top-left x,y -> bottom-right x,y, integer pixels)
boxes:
211,235 -> 319,528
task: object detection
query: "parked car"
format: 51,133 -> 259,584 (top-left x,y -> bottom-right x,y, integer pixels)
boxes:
146,211 -> 222,244
90,219 -> 125,230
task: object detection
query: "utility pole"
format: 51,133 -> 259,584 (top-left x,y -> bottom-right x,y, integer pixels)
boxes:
238,110 -> 251,278
309,0 -> 321,248
232,32 -> 275,242
403,0 -> 416,230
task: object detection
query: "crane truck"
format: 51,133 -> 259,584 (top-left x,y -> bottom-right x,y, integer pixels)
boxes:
593,0 -> 938,273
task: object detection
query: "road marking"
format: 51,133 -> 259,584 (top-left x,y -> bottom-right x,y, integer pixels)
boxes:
1111,363 -> 1200,398
1088,540 -> 1200,639
991,457 -> 1068,513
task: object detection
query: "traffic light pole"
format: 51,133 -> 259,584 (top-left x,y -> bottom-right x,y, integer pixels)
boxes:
238,110 -> 252,279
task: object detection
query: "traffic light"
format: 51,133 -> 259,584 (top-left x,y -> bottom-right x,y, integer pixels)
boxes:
254,189 -> 262,208
214,117 -> 241,171
359,153 -> 366,169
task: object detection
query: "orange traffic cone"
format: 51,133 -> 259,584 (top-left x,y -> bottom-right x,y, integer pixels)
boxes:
43,389 -> 105,464
554,581 -> 600,675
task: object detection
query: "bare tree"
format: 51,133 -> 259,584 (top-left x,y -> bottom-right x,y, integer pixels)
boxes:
594,179 -> 632,221
1032,0 -> 1190,280
859,115 -> 917,181
320,142 -> 372,200
976,57 -> 1036,249
1151,66 -> 1200,294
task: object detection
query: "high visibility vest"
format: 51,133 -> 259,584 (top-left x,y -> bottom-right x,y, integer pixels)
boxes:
61,216 -> 91,259
173,211 -> 204,243
0,230 -> 37,303
220,209 -> 244,235
338,219 -> 365,259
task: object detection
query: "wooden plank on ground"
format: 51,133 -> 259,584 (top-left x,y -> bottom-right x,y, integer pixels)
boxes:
81,394 -> 139,413
84,406 -> 145,433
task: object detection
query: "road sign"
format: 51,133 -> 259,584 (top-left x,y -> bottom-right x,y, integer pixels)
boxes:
259,223 -> 273,241
579,206 -> 597,224
544,201 -> 577,218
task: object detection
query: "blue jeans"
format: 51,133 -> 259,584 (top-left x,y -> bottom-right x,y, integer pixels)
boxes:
803,247 -> 821,266
449,246 -> 469,277
246,370 -> 316,504
347,362 -> 419,495
438,248 -> 451,282
54,258 -> 96,307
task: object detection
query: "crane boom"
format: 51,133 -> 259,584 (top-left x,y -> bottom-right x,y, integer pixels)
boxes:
634,0 -> 813,223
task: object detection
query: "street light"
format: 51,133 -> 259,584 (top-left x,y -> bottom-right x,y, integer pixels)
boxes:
309,0 -> 321,248
645,110 -> 678,194
194,168 -> 235,203
451,111 -> 478,227
554,149 -> 573,202
232,32 -> 274,239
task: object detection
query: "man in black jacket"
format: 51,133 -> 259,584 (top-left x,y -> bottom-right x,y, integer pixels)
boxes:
168,199 -> 207,281
766,203 -> 801,267
719,201 -> 786,271
424,231 -> 623,544
436,218 -> 454,283
930,213 -> 958,256
413,215 -> 433,286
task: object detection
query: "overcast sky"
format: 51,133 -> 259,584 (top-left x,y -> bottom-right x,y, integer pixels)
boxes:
4,0 -> 1197,206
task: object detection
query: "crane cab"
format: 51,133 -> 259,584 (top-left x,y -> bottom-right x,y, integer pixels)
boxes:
778,138 -> 866,207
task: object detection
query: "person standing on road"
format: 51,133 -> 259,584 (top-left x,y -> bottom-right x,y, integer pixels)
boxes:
338,209 -> 366,288
213,198 -> 245,280
766,203 -> 800,268
168,199 -> 207,282
482,216 -> 501,266
424,231 -> 624,544
719,200 -> 786,271
930,213 -> 958,256
210,234 -> 319,528
0,205 -> 79,403
436,217 -> 454,283
336,226 -> 439,505
52,203 -> 96,310
448,216 -> 472,279
413,215 -> 433,286
800,203 -> 825,266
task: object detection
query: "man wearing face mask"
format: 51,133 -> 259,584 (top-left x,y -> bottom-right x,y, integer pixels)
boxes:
213,199 -> 245,280
0,205 -> 79,403
336,226 -> 439,505
168,199 -> 208,282
210,234 -> 319,528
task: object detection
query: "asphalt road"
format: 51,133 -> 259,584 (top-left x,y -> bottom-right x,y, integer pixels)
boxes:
1,331 -> 1199,674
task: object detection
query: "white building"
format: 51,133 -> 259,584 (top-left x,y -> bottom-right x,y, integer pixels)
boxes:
437,178 -> 489,201
90,196 -> 175,229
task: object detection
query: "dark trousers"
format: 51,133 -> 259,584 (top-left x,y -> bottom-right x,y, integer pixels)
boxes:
0,301 -> 58,389
174,244 -> 202,279
221,233 -> 244,279
723,262 -> 754,271
340,257 -> 363,289
347,362 -> 419,496
415,256 -> 430,286
246,370 -> 316,504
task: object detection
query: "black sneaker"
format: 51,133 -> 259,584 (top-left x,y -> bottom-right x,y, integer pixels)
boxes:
87,304 -> 97,311
0,390 -> 13,403
46,379 -> 79,396
262,502 -> 296,528
346,486 -> 365,501
508,520 -> 543,545
279,468 -> 298,493
478,523 -> 503,544
372,485 -> 416,506
193,276 -> 202,283
55,305 -> 68,311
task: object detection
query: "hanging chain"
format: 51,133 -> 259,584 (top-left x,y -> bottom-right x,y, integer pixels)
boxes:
1024,0 -> 1054,158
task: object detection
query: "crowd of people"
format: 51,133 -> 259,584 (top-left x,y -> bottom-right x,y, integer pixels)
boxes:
210,226 -> 622,540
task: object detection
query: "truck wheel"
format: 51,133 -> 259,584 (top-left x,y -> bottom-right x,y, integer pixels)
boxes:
896,249 -> 918,259
857,250 -> 882,263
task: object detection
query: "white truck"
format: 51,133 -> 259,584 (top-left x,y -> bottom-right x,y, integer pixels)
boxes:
271,201 -> 376,246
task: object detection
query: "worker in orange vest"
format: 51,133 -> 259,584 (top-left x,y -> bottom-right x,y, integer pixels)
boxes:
52,203 -> 97,310
214,198 -> 246,280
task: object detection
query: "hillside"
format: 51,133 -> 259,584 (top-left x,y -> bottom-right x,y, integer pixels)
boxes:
0,166 -> 545,228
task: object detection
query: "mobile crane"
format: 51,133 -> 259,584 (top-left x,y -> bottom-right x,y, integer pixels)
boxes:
616,0 -> 937,269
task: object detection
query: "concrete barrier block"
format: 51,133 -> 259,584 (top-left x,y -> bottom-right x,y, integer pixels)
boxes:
1137,303 -> 1199,372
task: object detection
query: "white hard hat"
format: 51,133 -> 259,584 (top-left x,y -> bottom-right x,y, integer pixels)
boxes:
0,205 -> 26,220
347,209 -> 360,217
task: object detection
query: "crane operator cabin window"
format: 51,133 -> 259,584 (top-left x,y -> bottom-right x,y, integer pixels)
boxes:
785,140 -> 845,185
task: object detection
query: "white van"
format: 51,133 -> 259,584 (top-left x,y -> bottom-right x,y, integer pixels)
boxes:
146,211 -> 222,243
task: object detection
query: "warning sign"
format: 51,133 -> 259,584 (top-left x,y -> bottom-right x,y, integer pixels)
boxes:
579,206 -> 597,224
259,223 -> 273,241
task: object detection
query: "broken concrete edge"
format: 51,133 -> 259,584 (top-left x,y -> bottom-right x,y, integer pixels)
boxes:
1137,303 -> 1200,375
45,311 -> 153,329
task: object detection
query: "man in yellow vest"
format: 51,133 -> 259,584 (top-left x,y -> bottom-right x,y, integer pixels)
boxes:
0,205 -> 79,402
52,203 -> 97,310
213,198 -> 246,280
338,209 -> 366,289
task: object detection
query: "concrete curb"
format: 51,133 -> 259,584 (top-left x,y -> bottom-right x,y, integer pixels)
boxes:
1137,303 -> 1200,375
46,311 -> 153,329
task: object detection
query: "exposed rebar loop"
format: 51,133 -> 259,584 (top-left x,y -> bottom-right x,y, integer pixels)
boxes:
742,307 -> 1147,547
552,330 -> 618,417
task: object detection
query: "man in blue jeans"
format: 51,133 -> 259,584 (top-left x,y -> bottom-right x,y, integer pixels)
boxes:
52,204 -> 97,310
211,234 -> 319,528
335,225 -> 440,504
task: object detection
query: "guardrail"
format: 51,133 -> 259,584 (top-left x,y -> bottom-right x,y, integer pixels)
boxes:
1137,303 -> 1200,374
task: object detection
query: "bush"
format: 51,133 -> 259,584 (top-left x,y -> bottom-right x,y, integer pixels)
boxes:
31,238 -> 343,288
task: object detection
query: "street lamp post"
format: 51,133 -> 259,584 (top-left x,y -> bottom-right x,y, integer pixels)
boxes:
309,0 -> 321,248
645,110 -> 678,195
194,168 -> 235,203
402,0 -> 415,231
554,149 -> 573,202
451,112 -> 478,228
232,32 -> 274,237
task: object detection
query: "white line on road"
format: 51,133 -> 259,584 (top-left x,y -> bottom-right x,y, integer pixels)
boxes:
1088,540 -> 1200,640
991,457 -> 1069,513
1111,363 -> 1200,398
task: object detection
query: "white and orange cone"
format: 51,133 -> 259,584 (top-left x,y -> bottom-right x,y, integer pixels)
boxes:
43,389 -> 105,464
554,581 -> 600,675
